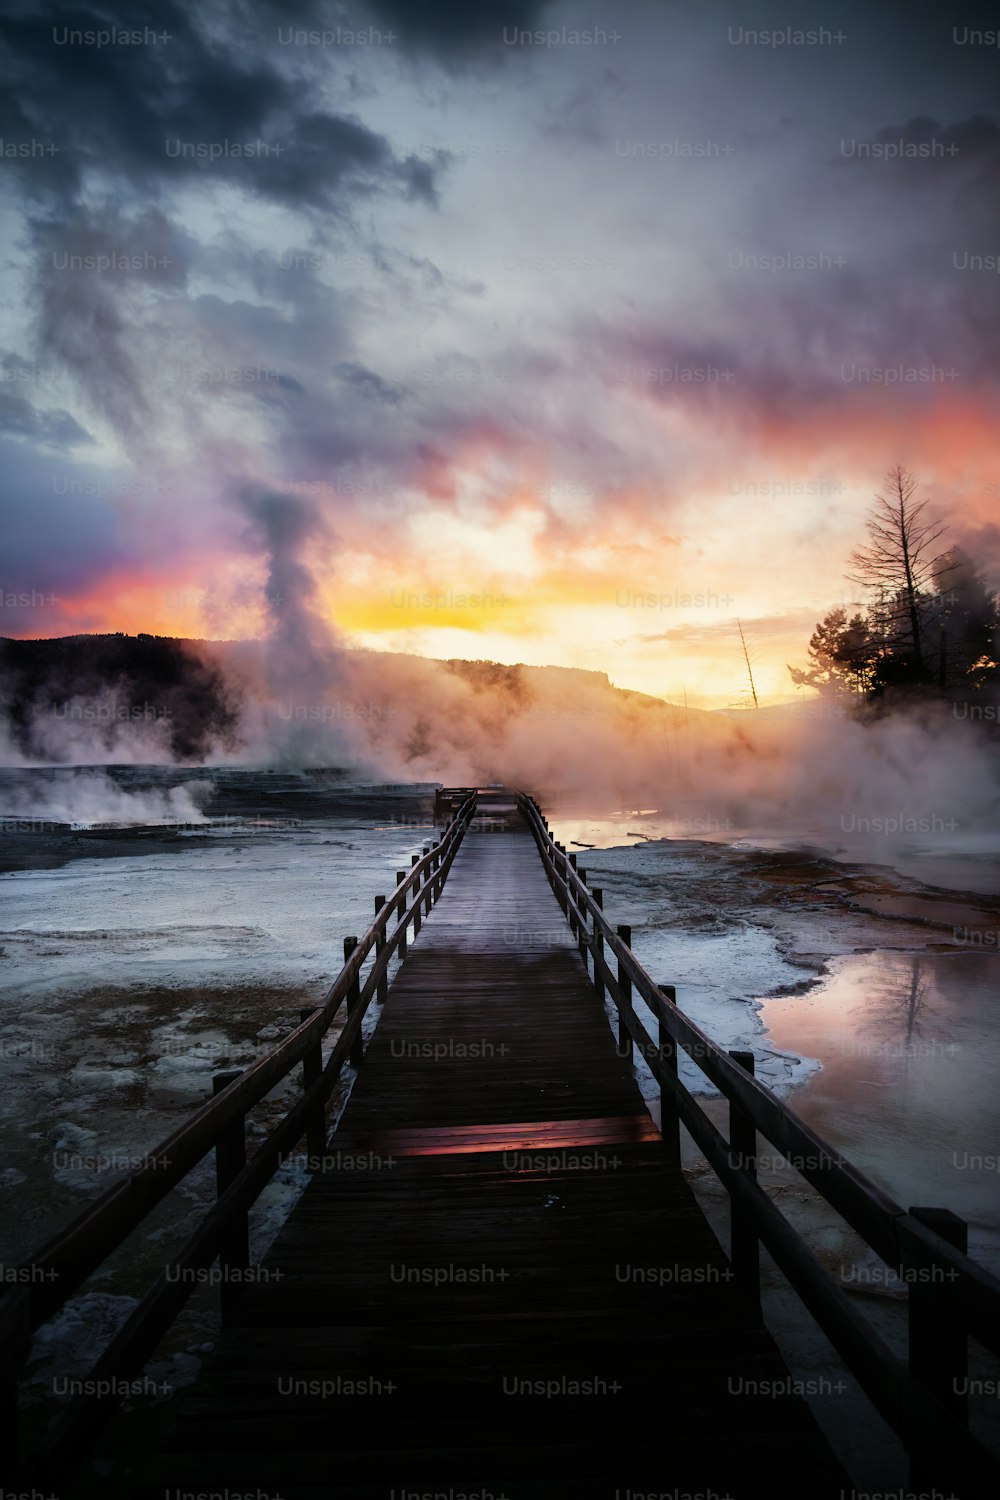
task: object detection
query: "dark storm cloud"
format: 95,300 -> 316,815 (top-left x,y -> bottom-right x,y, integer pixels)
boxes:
597,317 -> 848,430
843,0 -> 1000,91
4,0 -> 999,664
0,0 -> 448,458
235,372 -> 309,415
32,209 -> 186,446
192,291 -> 346,367
278,424 -> 371,475
0,393 -> 94,449
272,373 -> 308,397
334,360 -> 406,405
362,0 -> 557,62
835,114 -> 1000,179
37,210 -> 187,288
243,0 -> 556,64
0,0 -> 449,212
595,101 -> 1000,426
0,442 -> 134,600
602,328 -> 747,387
540,68 -> 626,149
192,113 -> 445,212
839,113 -> 1000,271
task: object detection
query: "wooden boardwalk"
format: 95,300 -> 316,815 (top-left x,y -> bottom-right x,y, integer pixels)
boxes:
138,800 -> 850,1498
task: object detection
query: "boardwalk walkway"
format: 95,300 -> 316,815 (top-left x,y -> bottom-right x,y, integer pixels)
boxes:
140,799 -> 849,1498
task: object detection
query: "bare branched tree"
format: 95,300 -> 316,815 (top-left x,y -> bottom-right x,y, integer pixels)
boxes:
847,466 -> 947,673
736,618 -> 759,708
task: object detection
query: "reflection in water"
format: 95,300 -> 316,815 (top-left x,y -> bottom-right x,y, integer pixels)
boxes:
761,951 -> 1000,1260
858,955 -> 935,1053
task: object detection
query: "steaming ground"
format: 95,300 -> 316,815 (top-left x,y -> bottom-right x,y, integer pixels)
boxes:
0,773 -> 441,1221
0,771 -> 448,1428
1,766 -> 998,1486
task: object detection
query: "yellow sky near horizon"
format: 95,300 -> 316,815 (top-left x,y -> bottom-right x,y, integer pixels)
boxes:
15,398 -> 1000,711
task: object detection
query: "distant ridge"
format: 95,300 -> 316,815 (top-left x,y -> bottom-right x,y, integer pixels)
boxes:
0,632 -> 713,766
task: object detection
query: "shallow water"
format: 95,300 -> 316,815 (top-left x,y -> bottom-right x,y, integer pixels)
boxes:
546,802 -> 1000,1265
760,949 -> 1000,1253
553,805 -> 1000,897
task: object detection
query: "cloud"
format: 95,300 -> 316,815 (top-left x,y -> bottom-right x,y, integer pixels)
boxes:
30,209 -> 185,449
362,0 -> 557,63
0,442 -> 135,612
0,394 -> 93,449
2,0 -> 999,711
334,360 -> 407,405
627,609 -> 826,648
0,0 -> 450,214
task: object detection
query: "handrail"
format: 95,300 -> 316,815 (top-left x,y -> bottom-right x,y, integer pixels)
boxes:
516,791 -> 1000,1493
1,792 -> 478,1480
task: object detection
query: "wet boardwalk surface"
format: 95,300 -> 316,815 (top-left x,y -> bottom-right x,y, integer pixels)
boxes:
137,808 -> 850,1498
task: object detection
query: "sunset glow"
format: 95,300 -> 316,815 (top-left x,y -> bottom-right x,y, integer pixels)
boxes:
2,3 -> 998,711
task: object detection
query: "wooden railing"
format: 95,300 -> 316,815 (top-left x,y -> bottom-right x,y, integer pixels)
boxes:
516,791 -> 1000,1498
1,793 -> 478,1482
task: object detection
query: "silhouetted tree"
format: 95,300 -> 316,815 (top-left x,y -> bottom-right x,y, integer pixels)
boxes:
848,466 -> 947,680
789,607 -> 873,696
927,547 -> 1000,693
792,466 -> 999,709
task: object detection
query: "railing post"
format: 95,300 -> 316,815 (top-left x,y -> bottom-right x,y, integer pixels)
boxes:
908,1206 -> 968,1488
411,854 -> 422,935
212,1070 -> 249,1328
567,852 -> 578,936
728,1050 -> 760,1307
576,867 -> 589,963
554,843 -> 568,915
592,889 -> 605,1001
658,985 -> 681,1173
298,1009 -> 325,1165
422,846 -> 433,915
374,898 -> 389,1004
616,924 -> 632,1060
396,871 -> 408,958
343,937 -> 364,1068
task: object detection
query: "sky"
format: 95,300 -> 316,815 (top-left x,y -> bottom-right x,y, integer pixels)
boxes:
1,0 -> 999,708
